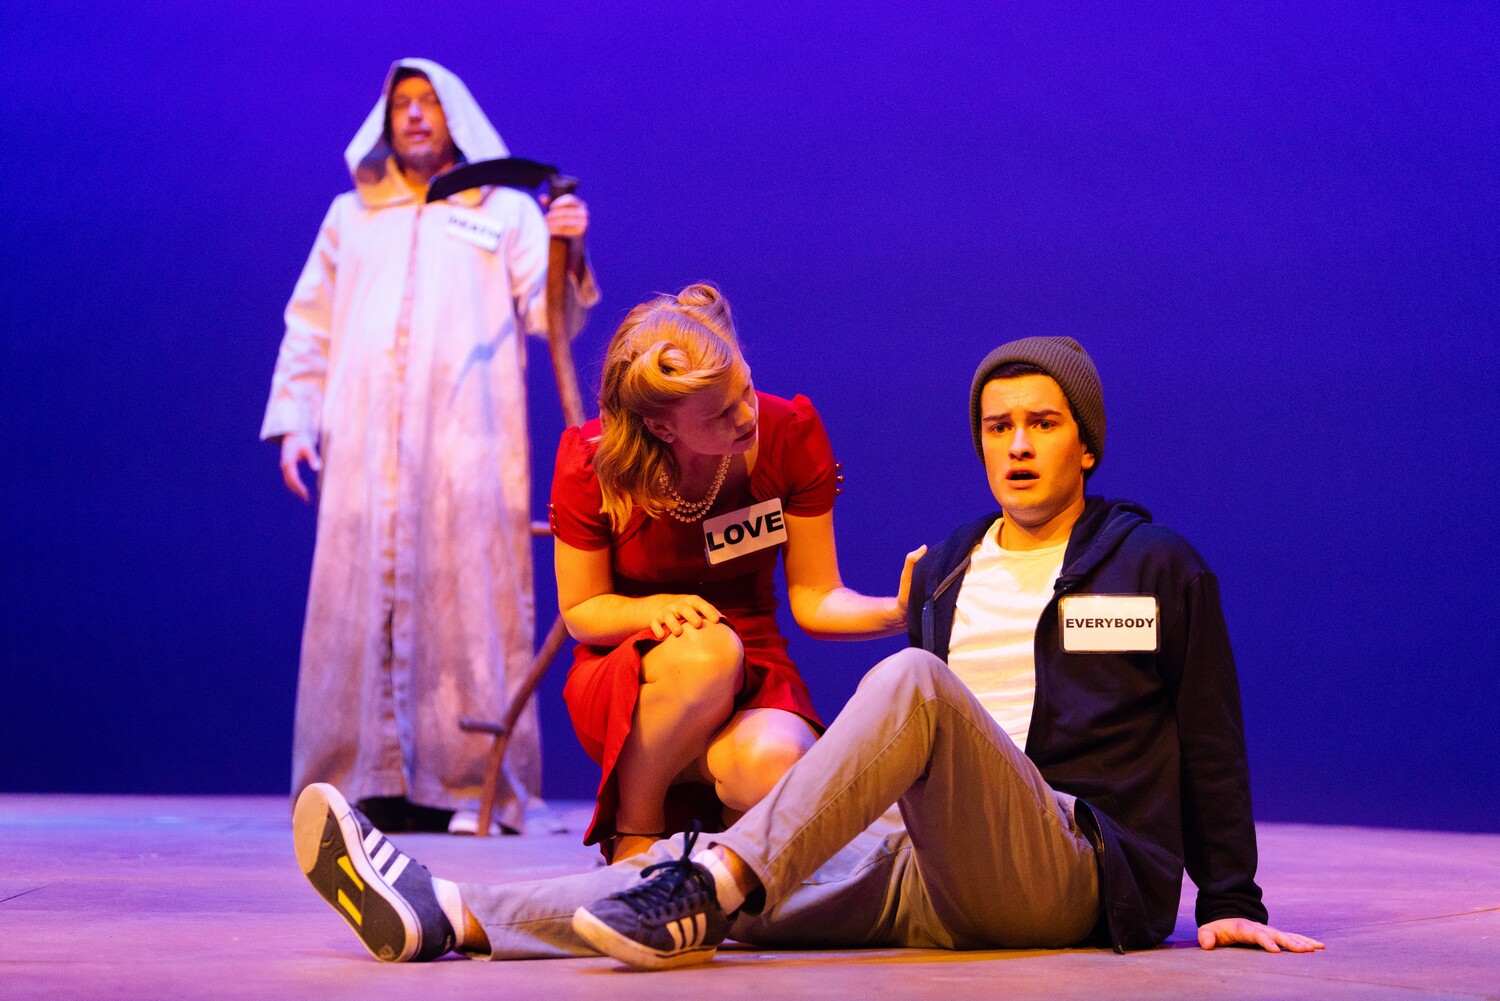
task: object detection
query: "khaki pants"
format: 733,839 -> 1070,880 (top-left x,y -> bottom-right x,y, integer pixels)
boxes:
463,649 -> 1099,959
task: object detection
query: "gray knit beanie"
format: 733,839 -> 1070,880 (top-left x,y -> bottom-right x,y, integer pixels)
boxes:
969,336 -> 1105,469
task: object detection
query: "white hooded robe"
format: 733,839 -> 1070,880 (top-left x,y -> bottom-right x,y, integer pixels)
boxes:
261,58 -> 597,830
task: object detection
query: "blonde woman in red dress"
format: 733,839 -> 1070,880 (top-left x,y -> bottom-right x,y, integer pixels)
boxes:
550,284 -> 923,861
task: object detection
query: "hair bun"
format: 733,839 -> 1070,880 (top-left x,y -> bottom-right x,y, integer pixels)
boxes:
675,283 -> 721,308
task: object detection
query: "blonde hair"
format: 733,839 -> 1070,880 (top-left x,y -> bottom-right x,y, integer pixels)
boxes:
594,283 -> 748,531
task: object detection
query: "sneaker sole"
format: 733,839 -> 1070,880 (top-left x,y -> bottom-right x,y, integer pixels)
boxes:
293,783 -> 423,962
571,906 -> 718,970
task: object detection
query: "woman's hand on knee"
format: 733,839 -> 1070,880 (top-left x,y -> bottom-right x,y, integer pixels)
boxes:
649,595 -> 723,639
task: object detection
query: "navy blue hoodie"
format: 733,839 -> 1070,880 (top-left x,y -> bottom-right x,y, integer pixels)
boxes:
907,497 -> 1268,951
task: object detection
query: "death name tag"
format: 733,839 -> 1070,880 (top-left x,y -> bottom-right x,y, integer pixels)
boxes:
703,499 -> 787,566
446,209 -> 503,251
1059,594 -> 1160,653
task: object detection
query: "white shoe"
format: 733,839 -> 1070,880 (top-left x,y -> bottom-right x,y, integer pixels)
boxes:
447,809 -> 511,836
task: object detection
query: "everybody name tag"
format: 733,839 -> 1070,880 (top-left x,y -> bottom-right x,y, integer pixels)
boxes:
445,209 -> 503,252
1059,595 -> 1160,653
703,499 -> 787,565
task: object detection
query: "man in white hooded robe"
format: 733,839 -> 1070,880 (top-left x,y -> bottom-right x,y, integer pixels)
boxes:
262,58 -> 598,833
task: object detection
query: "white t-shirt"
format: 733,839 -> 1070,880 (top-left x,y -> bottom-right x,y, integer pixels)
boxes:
945,521 -> 1067,750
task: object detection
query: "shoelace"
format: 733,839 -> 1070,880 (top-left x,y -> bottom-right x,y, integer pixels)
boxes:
617,824 -> 712,917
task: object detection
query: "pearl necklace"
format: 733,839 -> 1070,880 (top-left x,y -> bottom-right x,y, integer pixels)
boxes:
658,454 -> 731,522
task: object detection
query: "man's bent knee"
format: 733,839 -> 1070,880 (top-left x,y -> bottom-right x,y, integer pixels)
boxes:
854,647 -> 952,702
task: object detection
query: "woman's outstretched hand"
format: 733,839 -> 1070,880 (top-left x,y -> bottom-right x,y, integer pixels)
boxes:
895,545 -> 928,619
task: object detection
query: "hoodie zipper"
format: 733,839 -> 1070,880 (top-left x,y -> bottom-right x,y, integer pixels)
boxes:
920,556 -> 973,654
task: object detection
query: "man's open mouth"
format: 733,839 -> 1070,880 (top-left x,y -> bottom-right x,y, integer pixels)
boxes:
1007,471 -> 1038,481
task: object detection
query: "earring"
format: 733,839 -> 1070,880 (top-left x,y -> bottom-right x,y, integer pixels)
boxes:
661,433 -> 675,443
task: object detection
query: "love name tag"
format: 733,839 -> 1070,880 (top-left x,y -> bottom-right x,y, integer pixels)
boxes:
1059,595 -> 1160,653
703,499 -> 787,565
445,209 -> 503,251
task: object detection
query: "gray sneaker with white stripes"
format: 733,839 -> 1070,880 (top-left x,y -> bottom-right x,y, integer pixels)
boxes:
572,826 -> 730,969
293,782 -> 456,962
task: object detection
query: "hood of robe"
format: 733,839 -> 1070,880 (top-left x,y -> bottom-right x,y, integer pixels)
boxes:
344,58 -> 510,208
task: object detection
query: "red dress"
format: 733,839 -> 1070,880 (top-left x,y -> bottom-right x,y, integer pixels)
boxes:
549,393 -> 839,845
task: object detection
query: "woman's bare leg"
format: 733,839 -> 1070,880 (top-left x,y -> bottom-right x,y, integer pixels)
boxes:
704,707 -> 817,818
612,623 -> 744,838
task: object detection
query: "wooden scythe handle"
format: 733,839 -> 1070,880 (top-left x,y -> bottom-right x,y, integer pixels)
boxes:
545,175 -> 587,428
458,173 -> 589,838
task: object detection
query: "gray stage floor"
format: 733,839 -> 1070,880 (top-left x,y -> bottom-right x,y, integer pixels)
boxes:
1,795 -> 1496,1000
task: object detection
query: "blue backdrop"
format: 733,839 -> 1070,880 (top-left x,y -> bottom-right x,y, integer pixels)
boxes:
3,2 -> 1496,833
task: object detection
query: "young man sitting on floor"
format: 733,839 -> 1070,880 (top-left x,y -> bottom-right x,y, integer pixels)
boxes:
292,336 -> 1323,968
